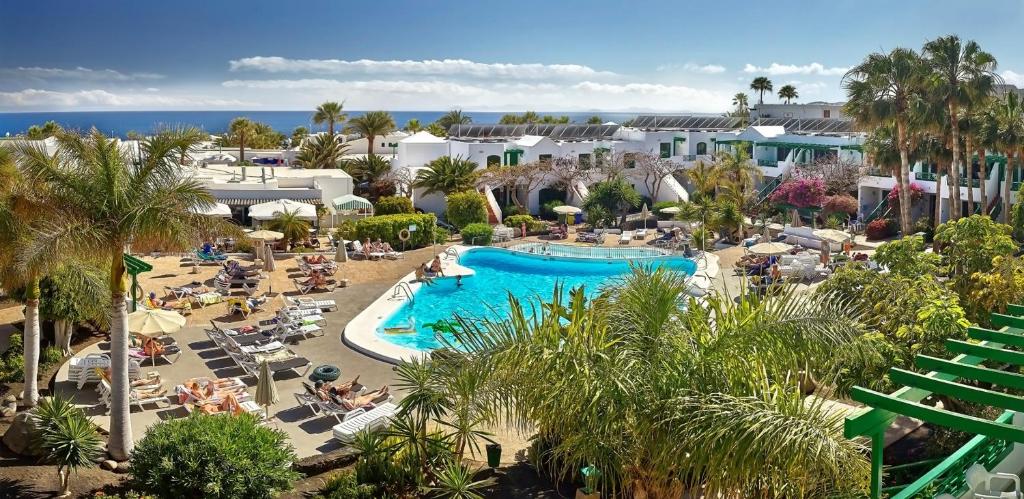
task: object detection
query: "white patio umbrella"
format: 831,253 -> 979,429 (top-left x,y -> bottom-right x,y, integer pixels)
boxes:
748,242 -> 794,256
255,360 -> 279,421
194,202 -> 232,217
659,206 -> 681,214
248,199 -> 317,221
248,229 -> 284,241
127,308 -> 186,336
553,205 -> 581,224
813,228 -> 852,245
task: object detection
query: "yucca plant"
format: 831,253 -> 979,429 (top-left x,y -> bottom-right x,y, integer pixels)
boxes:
31,395 -> 103,498
426,461 -> 495,499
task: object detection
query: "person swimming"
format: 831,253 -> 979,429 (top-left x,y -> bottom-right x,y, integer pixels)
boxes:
455,275 -> 463,287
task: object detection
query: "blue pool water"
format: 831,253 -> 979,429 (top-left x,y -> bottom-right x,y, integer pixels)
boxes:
379,247 -> 697,351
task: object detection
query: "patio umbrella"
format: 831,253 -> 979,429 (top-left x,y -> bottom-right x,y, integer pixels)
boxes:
248,230 -> 284,241
552,205 -> 581,224
659,206 -> 681,214
263,243 -> 276,271
248,199 -> 317,221
813,228 -> 852,245
640,203 -> 649,229
128,308 -> 186,335
255,360 -> 279,421
748,242 -> 794,256
194,202 -> 232,217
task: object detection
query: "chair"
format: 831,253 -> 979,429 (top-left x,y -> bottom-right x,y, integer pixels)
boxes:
966,463 -> 1022,498
195,250 -> 227,263
71,354 -> 142,389
634,228 -> 648,240
332,402 -> 399,443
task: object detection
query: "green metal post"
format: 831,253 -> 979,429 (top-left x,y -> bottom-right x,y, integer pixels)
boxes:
871,431 -> 884,499
131,274 -> 138,312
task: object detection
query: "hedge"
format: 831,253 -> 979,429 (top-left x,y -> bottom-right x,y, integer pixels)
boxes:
504,214 -> 546,232
461,223 -> 493,245
866,218 -> 897,241
355,213 -> 437,249
445,191 -> 488,229
375,196 -> 414,215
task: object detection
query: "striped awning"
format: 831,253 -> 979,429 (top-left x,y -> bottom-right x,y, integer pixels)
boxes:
218,197 -> 323,206
332,194 -> 373,211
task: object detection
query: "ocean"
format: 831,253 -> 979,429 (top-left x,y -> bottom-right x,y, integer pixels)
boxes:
0,110 -> 645,138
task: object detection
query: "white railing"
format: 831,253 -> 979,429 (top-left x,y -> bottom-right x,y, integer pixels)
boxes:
508,242 -> 672,260
481,184 -> 503,224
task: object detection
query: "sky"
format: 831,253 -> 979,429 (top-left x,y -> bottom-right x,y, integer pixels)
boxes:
2,0 -> 1024,113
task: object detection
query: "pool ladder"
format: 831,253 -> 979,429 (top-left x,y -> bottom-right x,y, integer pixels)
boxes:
443,247 -> 460,262
392,282 -> 414,303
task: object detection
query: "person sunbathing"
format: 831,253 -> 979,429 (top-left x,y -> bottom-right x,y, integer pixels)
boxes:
374,238 -> 396,253
299,272 -> 329,288
146,292 -> 178,311
314,376 -> 361,400
362,238 -> 376,258
341,385 -> 391,409
132,385 -> 167,398
305,254 -> 328,264
196,392 -> 244,416
430,255 -> 445,276
414,263 -> 435,285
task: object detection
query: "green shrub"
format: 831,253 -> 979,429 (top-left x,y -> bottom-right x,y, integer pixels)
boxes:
503,214 -> 545,232
314,470 -> 378,499
129,414 -> 299,499
461,223 -> 493,246
540,199 -> 564,220
433,227 -> 451,244
354,213 -> 437,249
334,219 -> 358,241
234,238 -> 254,254
42,346 -> 64,365
375,196 -> 414,215
502,204 -> 524,217
653,201 -> 679,220
445,191 -> 488,229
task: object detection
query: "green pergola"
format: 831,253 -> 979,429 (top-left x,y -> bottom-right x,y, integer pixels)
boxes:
123,253 -> 152,312
846,305 -> 1024,498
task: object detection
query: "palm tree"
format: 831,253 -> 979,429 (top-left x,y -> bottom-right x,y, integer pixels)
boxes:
404,119 -> 423,133
160,126 -> 207,165
440,267 -> 869,497
731,93 -> 750,115
31,395 -> 102,498
413,156 -> 479,196
437,109 -> 472,130
923,35 -> 999,221
266,208 -> 311,248
294,134 -> 348,169
313,101 -> 346,136
586,115 -> 603,124
228,117 -> 255,164
684,160 -> 720,199
995,93 -> 1024,222
750,76 -> 773,104
344,154 -> 397,200
345,111 -> 396,156
973,102 -> 1001,214
778,84 -> 799,104
844,48 -> 927,236
15,129 -> 227,460
715,147 -> 761,196
290,126 -> 309,148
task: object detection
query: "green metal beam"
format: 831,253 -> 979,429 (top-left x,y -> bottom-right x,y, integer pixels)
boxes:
916,355 -> 1024,390
888,368 -> 1024,412
945,339 -> 1024,365
968,326 -> 1024,348
991,312 -> 1024,329
850,387 -> 1024,443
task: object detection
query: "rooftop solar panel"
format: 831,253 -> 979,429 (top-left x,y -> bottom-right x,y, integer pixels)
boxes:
447,124 -> 621,141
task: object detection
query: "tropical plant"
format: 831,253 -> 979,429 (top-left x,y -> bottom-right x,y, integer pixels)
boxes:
684,160 -> 720,197
25,121 -> 62,140
158,126 -> 207,165
995,92 -> 1024,222
933,214 -> 1016,294
290,126 -> 308,147
844,48 -> 927,236
428,461 -> 494,499
313,101 -> 346,136
343,153 -> 396,200
582,176 -> 641,227
459,223 -> 493,246
444,191 -> 488,229
441,267 -> 870,497
266,208 -> 312,248
770,177 -> 826,209
375,195 -> 414,215
777,84 -> 799,104
731,92 -> 750,116
750,76 -> 773,104
31,395 -> 102,498
227,117 -> 256,164
426,122 -> 448,137
354,213 -> 437,249
129,414 -> 299,498
923,35 -> 999,221
414,156 -> 479,196
865,218 -> 897,240
294,133 -> 348,169
436,109 -> 472,129
345,111 -> 396,156
872,235 -> 940,277
403,119 -> 423,133
586,115 -> 603,124
314,469 -> 378,499
13,130 -> 231,459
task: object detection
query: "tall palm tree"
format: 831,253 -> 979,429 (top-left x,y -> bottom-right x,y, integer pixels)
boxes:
844,48 -> 927,236
750,76 -> 773,104
266,208 -> 311,248
777,84 -> 799,104
344,154 -> 396,200
160,126 -> 207,165
923,35 -> 999,221
413,156 -> 479,196
228,117 -> 255,164
684,160 -> 721,199
731,92 -> 749,115
440,267 -> 869,497
15,130 -> 226,459
715,147 -> 760,196
345,111 -> 396,156
290,126 -> 309,148
995,93 -> 1024,222
973,101 -> 1001,214
313,101 -> 346,136
294,134 -> 348,169
403,119 -> 423,133
436,109 -> 472,130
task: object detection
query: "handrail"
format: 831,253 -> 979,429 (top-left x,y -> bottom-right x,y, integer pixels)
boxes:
443,247 -> 460,262
391,282 -> 414,303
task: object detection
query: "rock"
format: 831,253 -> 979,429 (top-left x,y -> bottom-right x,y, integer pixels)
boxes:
1,406 -> 14,418
3,395 -> 16,404
113,461 -> 132,474
101,460 -> 118,471
2,412 -> 41,456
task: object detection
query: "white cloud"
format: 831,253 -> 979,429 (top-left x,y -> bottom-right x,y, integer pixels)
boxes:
743,62 -> 849,76
656,63 -> 726,74
1001,70 -> 1024,86
227,56 -> 615,79
0,88 -> 249,110
0,66 -> 164,81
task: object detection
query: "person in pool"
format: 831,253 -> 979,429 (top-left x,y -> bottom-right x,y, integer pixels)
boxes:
430,255 -> 445,276
455,275 -> 463,287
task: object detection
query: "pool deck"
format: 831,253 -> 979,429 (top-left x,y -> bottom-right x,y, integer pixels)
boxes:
344,245 -> 718,364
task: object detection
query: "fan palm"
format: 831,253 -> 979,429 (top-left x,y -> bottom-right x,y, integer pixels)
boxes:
313,101 -> 346,136
31,395 -> 102,498
715,147 -> 760,195
732,92 -> 749,113
844,47 -> 927,236
228,117 -> 256,164
413,156 -> 479,196
14,129 -> 229,460
437,109 -> 472,130
973,101 -> 1001,213
294,133 -> 348,169
995,93 -> 1024,222
750,76 -> 773,104
440,267 -> 869,497
290,126 -> 308,148
344,154 -> 396,200
923,35 -> 999,221
685,159 -> 721,198
345,111 -> 396,156
266,208 -> 311,248
777,84 -> 799,104
404,119 -> 423,133
159,126 -> 207,165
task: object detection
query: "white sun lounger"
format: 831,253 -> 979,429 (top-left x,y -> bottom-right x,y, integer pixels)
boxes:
619,231 -> 633,244
71,354 -> 142,389
287,297 -> 338,312
97,379 -> 169,413
634,228 -> 648,240
332,402 -> 399,443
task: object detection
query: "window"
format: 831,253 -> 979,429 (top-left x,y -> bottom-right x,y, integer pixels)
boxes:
696,142 -> 707,155
486,155 -> 501,167
823,109 -> 831,118
624,152 -> 637,169
539,154 -> 552,164
578,153 -> 591,169
659,142 -> 671,158
673,137 -> 686,156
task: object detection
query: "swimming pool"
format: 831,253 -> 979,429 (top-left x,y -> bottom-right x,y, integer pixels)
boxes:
377,246 -> 697,351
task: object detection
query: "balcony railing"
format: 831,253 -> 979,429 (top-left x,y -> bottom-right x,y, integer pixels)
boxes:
916,172 -> 937,181
677,154 -> 697,161
960,177 -> 980,187
866,168 -> 891,178
757,159 -> 779,167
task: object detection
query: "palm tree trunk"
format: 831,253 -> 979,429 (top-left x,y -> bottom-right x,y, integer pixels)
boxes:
328,121 -> 334,137
366,134 -> 375,156
239,136 -> 246,164
54,319 -> 72,356
944,157 -> 958,221
22,277 -> 41,407
979,149 -> 989,215
107,250 -> 133,461
965,136 -> 974,215
896,122 -> 914,235
1004,152 -> 1015,223
948,101 -> 962,220
57,468 -> 71,497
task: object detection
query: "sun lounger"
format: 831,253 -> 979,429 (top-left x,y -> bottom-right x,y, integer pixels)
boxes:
332,402 -> 399,443
619,231 -> 633,244
287,297 -> 338,312
237,356 -> 312,379
293,382 -> 370,422
97,379 -> 169,413
70,354 -> 142,389
195,250 -> 227,263
634,228 -> 648,240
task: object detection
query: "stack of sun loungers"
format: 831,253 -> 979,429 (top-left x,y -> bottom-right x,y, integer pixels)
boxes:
70,353 -> 142,389
575,231 -> 605,244
288,296 -> 338,312
332,402 -> 400,443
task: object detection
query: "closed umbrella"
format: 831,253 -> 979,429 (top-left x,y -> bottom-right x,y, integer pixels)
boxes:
255,360 -> 279,420
640,203 -> 649,229
748,242 -> 794,256
263,243 -> 276,271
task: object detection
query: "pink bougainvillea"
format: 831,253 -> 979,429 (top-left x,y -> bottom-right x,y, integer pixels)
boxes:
770,177 -> 826,209
822,194 -> 859,216
887,182 -> 924,207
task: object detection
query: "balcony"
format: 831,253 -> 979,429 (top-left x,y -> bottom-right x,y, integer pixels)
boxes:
757,159 -> 779,167
866,168 -> 892,178
960,177 -> 981,187
916,172 -> 937,182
